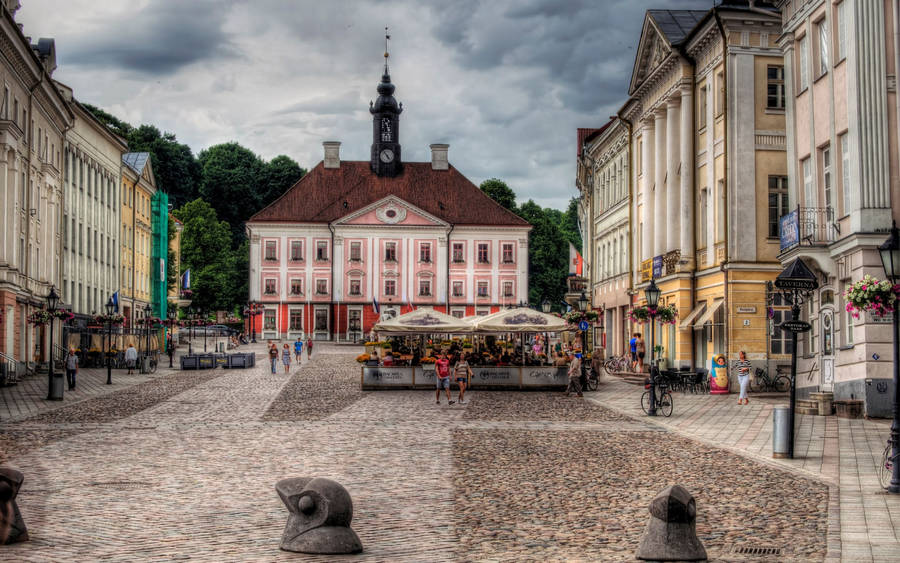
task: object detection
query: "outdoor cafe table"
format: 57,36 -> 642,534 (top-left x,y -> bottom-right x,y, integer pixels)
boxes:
360,365 -> 569,390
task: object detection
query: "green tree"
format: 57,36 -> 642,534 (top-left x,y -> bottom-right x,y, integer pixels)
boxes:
166,214 -> 178,294
516,200 -> 569,307
261,155 -> 306,207
197,142 -> 266,244
560,197 -> 582,253
82,103 -> 133,137
479,178 -> 517,212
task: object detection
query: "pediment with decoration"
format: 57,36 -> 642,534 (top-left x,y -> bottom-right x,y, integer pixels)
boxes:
628,15 -> 673,95
335,195 -> 449,228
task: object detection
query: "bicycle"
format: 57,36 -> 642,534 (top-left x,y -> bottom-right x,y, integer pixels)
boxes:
879,439 -> 900,490
751,366 -> 790,393
641,380 -> 674,417
585,366 -> 600,391
603,354 -> 631,374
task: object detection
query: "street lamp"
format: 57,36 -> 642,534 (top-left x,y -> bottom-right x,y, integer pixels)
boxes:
143,303 -> 153,373
645,279 -> 661,416
201,309 -> 208,353
244,301 -> 261,343
578,290 -> 589,391
105,297 -> 115,385
45,285 -> 63,400
167,307 -> 177,368
541,299 -> 551,314
879,222 -> 900,493
187,307 -> 195,355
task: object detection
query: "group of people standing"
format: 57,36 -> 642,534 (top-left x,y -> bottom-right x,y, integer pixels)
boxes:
434,352 -> 473,406
268,338 -> 314,374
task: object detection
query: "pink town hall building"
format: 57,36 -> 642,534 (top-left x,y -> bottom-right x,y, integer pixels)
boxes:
245,65 -> 530,341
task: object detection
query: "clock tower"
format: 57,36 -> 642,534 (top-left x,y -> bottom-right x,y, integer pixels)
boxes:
370,32 -> 402,177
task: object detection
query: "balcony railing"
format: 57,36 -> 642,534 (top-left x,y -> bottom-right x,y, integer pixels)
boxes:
780,206 -> 836,251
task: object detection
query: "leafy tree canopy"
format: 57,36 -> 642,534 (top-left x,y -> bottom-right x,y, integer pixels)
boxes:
479,178 -> 517,212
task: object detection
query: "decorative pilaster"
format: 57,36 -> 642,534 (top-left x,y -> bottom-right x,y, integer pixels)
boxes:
679,86 -> 694,267
641,119 -> 654,263
653,108 -> 667,258
665,97 -> 681,253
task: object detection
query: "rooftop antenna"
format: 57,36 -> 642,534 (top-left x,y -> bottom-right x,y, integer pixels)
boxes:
384,26 -> 391,74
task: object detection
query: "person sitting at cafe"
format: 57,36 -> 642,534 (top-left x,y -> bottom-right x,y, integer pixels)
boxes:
367,350 -> 380,366
554,351 -> 568,367
382,350 -> 394,366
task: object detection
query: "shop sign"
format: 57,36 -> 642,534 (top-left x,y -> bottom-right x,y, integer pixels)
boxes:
362,367 -> 414,386
779,209 -> 799,251
736,306 -> 756,314
652,256 -> 663,279
780,320 -> 811,333
866,311 -> 894,324
521,367 -> 567,386
472,367 -> 519,386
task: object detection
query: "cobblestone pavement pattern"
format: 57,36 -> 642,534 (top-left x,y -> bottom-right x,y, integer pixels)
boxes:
0,344 -> 843,561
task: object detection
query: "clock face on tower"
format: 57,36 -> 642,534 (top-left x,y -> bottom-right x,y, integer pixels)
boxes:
379,148 -> 395,163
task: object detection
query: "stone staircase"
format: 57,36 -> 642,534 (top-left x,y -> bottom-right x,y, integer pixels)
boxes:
795,399 -> 820,415
609,370 -> 648,386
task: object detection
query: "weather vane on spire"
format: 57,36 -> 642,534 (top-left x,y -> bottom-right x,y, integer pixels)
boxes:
384,26 -> 391,73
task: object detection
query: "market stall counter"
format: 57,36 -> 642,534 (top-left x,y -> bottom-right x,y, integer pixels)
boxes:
360,365 -> 568,390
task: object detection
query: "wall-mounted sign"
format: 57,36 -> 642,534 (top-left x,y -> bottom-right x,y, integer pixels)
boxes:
780,320 -> 811,333
652,256 -> 663,279
737,306 -> 756,314
779,209 -> 799,251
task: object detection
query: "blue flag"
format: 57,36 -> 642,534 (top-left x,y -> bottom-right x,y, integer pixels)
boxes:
372,298 -> 380,314
182,269 -> 191,289
112,291 -> 119,312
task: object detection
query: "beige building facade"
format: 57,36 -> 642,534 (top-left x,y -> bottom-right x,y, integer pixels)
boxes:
777,0 -> 900,415
120,152 -> 156,327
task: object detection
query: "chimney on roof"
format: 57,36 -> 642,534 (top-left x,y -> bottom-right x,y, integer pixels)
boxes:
430,143 -> 449,171
323,141 -> 341,169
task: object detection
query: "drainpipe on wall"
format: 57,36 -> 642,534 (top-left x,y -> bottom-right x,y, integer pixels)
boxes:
328,221 -> 335,342
714,7 -> 731,362
617,114 -> 634,357
894,0 -> 900,225
446,223 -> 454,314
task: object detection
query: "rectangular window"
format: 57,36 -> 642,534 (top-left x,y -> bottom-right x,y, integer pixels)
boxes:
502,281 -> 513,297
451,309 -> 464,319
477,243 -> 489,264
290,240 -> 303,261
816,19 -> 829,76
419,243 -> 431,263
840,133 -> 850,215
452,281 -> 464,297
316,241 -> 328,261
384,242 -> 396,262
766,66 -> 785,109
802,158 -> 814,207
768,176 -> 789,238
315,309 -> 328,331
836,1 -> 847,61
264,241 -> 277,261
502,243 -> 514,263
264,309 -> 276,330
290,310 -> 303,331
418,279 -> 431,296
699,188 -> 708,247
715,71 -> 725,116
290,279 -> 303,295
452,243 -> 464,263
349,241 -> 361,261
384,279 -> 396,296
264,279 -> 276,295
798,35 -> 809,90
315,279 -> 328,295
822,145 -> 833,210
844,300 -> 854,346
477,281 -> 488,297
348,309 -> 361,332
349,279 -> 361,296
86,227 -> 91,258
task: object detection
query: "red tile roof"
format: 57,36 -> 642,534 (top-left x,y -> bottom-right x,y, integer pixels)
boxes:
248,161 -> 530,227
577,120 -> 614,157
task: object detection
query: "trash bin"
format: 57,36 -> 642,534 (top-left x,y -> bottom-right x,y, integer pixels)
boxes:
772,406 -> 790,458
218,342 -> 225,353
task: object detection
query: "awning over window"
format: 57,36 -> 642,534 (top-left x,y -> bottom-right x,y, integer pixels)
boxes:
678,302 -> 707,330
692,298 -> 725,329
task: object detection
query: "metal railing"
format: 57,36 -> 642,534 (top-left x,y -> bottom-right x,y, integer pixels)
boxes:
797,206 -> 835,246
0,350 -> 20,384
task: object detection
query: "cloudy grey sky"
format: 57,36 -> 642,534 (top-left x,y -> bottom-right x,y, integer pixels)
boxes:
18,0 -> 714,210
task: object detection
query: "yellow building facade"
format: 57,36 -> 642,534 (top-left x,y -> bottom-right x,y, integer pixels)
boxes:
619,4 -> 787,374
120,152 -> 156,326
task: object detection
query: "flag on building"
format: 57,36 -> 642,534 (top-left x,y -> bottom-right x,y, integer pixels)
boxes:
112,291 -> 119,312
569,243 -> 583,276
372,297 -> 380,314
182,269 -> 191,289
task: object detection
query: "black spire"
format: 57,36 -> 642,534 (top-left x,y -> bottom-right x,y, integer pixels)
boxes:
370,27 -> 402,177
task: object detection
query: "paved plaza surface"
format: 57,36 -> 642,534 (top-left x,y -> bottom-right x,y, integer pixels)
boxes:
0,344 -> 894,561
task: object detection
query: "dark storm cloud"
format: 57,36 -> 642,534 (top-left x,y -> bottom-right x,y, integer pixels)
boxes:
62,0 -> 235,75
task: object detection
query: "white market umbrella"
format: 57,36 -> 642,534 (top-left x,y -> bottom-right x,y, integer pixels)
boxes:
372,307 -> 473,335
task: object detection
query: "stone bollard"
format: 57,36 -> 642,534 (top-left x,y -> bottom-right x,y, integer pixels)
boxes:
0,465 -> 28,545
636,484 -> 707,561
276,477 -> 362,554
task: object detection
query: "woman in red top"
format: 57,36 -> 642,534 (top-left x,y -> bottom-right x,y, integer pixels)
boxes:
435,353 -> 454,405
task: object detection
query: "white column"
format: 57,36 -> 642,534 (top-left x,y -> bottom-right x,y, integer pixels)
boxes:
0,148 -> 8,264
679,86 -> 694,263
665,97 -> 681,253
640,120 -> 654,263
653,108 -> 667,257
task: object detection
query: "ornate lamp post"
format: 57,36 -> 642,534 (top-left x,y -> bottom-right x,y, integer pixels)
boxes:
645,279 -> 661,416
143,303 -> 153,373
541,299 -> 551,314
187,307 -> 195,355
578,291 -> 589,390
105,297 -> 115,385
45,285 -> 63,400
201,309 -> 208,353
168,308 -> 177,368
879,223 -> 900,492
244,301 -> 261,343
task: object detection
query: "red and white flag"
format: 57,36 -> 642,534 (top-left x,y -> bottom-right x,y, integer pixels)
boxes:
569,243 -> 583,276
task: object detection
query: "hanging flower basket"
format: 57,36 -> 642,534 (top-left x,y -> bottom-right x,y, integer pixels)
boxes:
27,309 -> 52,325
844,274 -> 899,318
94,313 -> 126,326
628,305 -> 678,325
563,310 -> 599,324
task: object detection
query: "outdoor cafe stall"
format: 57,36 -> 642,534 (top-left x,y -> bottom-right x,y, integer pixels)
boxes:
362,307 -> 572,390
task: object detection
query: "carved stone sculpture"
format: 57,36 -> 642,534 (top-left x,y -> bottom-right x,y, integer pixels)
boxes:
276,477 -> 362,554
636,484 -> 707,561
0,465 -> 28,545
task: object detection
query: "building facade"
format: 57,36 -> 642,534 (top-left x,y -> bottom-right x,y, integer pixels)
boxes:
58,85 -> 125,323
776,0 -> 900,415
246,65 -> 531,341
0,0 -> 73,366
577,119 -> 632,356
120,152 -> 158,326
618,2 -> 785,371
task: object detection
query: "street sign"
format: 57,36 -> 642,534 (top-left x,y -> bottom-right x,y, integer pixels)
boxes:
774,258 -> 820,291
578,320 -> 589,332
774,278 -> 819,291
780,320 -> 811,333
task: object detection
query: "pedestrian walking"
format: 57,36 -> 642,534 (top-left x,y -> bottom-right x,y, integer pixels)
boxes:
282,343 -> 291,373
125,344 -> 138,374
268,342 -> 278,374
629,333 -> 639,371
635,334 -> 646,373
455,353 -> 473,404
64,348 -> 78,390
567,353 -> 583,397
306,338 -> 313,359
591,347 -> 604,385
294,338 -> 303,363
735,350 -> 751,405
435,352 -> 455,405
